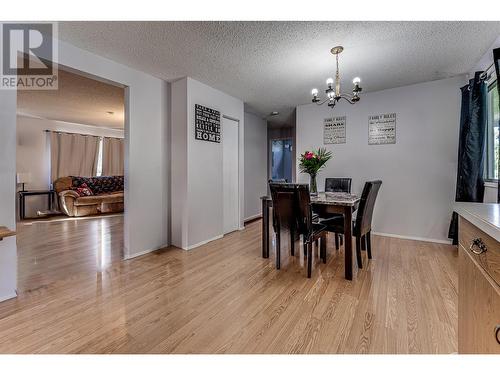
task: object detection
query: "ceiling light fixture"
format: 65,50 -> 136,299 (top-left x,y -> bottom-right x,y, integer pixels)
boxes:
311,46 -> 362,109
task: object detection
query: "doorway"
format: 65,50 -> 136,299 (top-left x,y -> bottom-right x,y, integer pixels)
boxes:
15,63 -> 127,293
222,117 -> 240,234
271,139 -> 293,182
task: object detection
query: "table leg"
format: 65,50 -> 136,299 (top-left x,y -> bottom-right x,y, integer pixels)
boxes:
262,199 -> 270,258
20,194 -> 25,221
343,205 -> 353,280
48,193 -> 52,210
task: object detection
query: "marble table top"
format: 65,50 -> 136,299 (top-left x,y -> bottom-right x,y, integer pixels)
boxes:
311,192 -> 360,206
261,192 -> 360,206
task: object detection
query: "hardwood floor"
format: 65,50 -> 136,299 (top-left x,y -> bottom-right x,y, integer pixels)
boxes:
16,216 -> 124,293
0,217 -> 458,353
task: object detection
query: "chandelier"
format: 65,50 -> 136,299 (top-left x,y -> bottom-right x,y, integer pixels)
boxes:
311,46 -> 362,108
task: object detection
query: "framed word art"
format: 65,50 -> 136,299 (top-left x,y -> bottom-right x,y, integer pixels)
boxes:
324,116 -> 346,144
195,104 -> 221,143
368,113 -> 396,145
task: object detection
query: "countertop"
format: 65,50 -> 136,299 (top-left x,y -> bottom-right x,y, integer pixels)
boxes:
455,202 -> 500,242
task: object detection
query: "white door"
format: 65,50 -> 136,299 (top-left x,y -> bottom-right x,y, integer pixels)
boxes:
222,117 -> 240,234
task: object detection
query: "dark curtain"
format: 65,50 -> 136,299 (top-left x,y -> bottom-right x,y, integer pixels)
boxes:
494,48 -> 500,202
448,72 -> 488,244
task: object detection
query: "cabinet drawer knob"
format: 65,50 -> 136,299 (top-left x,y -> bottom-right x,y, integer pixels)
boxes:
496,325 -> 500,345
469,238 -> 487,255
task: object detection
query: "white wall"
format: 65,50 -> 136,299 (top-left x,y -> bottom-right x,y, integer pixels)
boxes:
296,75 -> 466,243
0,38 -> 170,301
171,77 -> 244,250
0,90 -> 17,301
244,112 -> 268,220
16,115 -> 124,218
56,39 -> 169,259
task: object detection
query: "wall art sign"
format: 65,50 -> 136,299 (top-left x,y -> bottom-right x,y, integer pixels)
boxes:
323,116 -> 346,144
368,113 -> 396,145
195,104 -> 221,143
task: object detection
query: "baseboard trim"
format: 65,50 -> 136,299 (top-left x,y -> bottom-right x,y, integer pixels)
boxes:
186,235 -> 223,251
0,291 -> 17,302
244,213 -> 262,223
372,231 -> 452,245
124,243 -> 170,260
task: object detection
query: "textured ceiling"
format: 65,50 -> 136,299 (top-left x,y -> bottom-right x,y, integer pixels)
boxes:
17,68 -> 125,128
58,21 -> 500,125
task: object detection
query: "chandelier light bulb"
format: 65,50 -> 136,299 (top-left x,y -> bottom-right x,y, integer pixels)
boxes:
311,88 -> 318,96
327,91 -> 335,99
352,77 -> 361,85
326,77 -> 334,86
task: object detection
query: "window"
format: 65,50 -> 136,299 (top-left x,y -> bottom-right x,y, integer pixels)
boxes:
96,137 -> 104,177
271,139 -> 293,182
485,80 -> 499,181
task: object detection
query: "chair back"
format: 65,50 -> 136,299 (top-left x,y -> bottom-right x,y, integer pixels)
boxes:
295,183 -> 314,238
354,180 -> 382,236
269,183 -> 297,234
325,177 -> 352,193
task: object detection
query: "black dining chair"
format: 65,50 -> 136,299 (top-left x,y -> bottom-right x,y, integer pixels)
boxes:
295,184 -> 328,278
269,183 -> 327,278
321,180 -> 382,270
323,177 -> 352,250
269,183 -> 298,270
325,177 -> 352,193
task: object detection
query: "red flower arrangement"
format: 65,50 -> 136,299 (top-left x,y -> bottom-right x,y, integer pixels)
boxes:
298,147 -> 332,194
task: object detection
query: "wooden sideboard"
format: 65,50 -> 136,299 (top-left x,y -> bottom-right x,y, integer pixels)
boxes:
0,226 -> 16,241
457,205 -> 500,354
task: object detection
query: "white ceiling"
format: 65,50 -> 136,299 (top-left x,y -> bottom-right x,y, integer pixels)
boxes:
58,21 -> 500,125
17,68 -> 125,128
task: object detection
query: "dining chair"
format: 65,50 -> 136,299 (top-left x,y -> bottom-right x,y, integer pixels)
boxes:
325,177 -> 352,193
323,177 -> 352,250
269,183 -> 298,270
321,180 -> 382,270
295,184 -> 328,278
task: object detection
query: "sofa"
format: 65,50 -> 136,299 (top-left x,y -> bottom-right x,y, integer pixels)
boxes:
54,176 -> 124,217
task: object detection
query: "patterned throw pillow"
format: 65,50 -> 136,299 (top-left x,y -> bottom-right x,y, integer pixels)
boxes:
72,183 -> 94,197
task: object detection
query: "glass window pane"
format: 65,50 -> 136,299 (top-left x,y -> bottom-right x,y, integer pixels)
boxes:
485,82 -> 499,181
96,138 -> 103,177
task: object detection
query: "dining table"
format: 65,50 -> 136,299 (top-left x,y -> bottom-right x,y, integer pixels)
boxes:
260,192 -> 361,280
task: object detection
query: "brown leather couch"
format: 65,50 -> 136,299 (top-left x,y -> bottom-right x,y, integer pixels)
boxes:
54,176 -> 124,217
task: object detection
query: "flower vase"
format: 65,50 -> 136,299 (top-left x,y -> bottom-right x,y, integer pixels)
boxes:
309,174 -> 318,196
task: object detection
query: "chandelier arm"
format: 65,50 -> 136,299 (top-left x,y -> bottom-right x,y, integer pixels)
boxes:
315,98 -> 330,106
339,95 -> 356,105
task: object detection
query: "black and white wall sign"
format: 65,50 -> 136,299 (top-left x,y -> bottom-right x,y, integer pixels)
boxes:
324,116 -> 346,144
368,113 -> 396,145
195,104 -> 221,143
